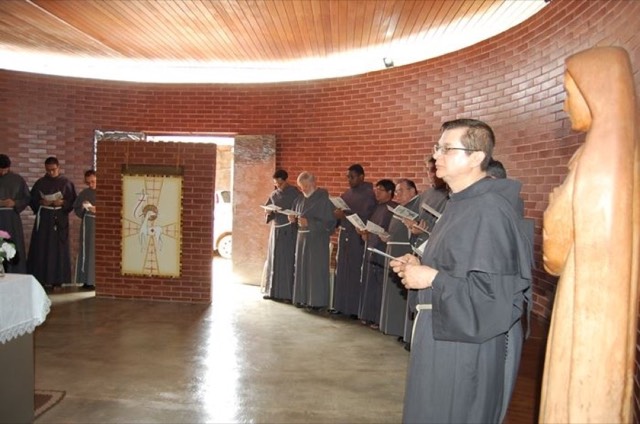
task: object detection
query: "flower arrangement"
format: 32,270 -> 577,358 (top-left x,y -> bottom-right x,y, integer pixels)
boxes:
0,230 -> 16,262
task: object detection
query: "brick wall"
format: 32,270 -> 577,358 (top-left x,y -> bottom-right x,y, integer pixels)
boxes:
0,0 -> 638,311
95,141 -> 215,302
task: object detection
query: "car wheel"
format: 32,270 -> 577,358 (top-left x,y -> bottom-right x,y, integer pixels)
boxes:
216,234 -> 232,259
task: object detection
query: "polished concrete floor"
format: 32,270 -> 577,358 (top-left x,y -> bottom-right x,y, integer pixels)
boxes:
34,258 -> 546,423
34,259 -> 407,423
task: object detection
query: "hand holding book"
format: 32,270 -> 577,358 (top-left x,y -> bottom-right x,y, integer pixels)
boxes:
330,196 -> 350,211
345,213 -> 366,231
388,204 -> 419,221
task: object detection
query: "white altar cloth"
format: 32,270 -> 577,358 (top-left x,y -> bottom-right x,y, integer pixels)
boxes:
0,273 -> 51,344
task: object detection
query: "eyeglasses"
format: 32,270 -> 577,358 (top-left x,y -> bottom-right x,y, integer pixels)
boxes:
433,145 -> 478,155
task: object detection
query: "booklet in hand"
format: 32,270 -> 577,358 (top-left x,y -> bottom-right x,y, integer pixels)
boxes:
329,196 -> 350,210
345,213 -> 366,231
260,204 -> 282,212
420,202 -> 442,220
365,220 -> 389,238
367,247 -> 407,264
279,209 -> 300,216
41,191 -> 63,202
388,204 -> 419,221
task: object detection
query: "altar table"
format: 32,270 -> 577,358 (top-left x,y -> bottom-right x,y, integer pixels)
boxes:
0,273 -> 51,423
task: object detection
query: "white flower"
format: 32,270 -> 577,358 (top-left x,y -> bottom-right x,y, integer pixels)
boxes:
1,241 -> 16,260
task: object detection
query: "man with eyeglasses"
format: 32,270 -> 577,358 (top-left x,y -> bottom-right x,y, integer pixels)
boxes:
402,157 -> 449,348
27,156 -> 77,290
391,119 -> 532,423
406,157 -> 449,255
379,178 -> 419,344
358,179 -> 396,329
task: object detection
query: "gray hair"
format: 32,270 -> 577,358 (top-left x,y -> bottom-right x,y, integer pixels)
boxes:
297,171 -> 316,185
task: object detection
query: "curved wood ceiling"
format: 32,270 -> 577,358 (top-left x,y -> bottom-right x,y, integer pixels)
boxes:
0,0 -> 547,83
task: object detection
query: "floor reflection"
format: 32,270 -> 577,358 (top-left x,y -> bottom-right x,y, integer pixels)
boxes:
34,256 -> 407,423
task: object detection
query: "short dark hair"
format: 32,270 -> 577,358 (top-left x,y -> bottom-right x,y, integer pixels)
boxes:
486,159 -> 507,179
0,154 -> 10,168
376,179 -> 396,197
84,169 -> 96,179
441,119 -> 494,170
44,156 -> 59,166
272,169 -> 288,180
348,164 -> 365,176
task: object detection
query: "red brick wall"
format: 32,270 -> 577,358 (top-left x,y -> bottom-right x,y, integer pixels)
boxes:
0,0 -> 638,312
95,141 -> 215,302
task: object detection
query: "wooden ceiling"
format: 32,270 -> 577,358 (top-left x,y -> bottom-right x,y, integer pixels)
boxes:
0,0 -> 547,82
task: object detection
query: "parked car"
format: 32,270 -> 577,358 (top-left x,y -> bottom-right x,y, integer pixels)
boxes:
213,190 -> 232,258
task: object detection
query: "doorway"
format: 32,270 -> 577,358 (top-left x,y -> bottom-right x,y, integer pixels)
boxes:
94,131 -> 275,288
139,133 -> 276,286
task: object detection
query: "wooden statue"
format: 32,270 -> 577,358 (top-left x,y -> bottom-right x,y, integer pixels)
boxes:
540,46 -> 639,423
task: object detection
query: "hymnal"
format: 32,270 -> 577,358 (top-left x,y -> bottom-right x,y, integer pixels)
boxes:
365,220 -> 390,238
388,204 -> 419,221
345,213 -> 366,231
329,196 -> 350,210
420,202 -> 442,220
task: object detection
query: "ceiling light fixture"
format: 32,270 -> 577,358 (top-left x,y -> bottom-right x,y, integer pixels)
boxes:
383,57 -> 394,68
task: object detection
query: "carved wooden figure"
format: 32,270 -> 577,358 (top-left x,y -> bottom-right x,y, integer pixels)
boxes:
540,46 -> 639,423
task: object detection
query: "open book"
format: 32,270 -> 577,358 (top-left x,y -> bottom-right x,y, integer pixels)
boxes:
41,191 -> 63,202
410,224 -> 430,234
388,204 -> 419,221
345,213 -> 366,231
260,204 -> 282,212
260,204 -> 299,216
365,220 -> 390,238
278,209 -> 300,216
329,196 -> 350,210
412,240 -> 428,258
420,202 -> 442,220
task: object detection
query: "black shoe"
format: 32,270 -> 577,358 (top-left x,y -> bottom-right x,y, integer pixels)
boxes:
81,284 -> 95,291
262,295 -> 272,300
403,343 -> 411,352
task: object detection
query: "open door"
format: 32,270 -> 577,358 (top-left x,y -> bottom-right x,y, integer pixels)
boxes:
231,135 -> 276,285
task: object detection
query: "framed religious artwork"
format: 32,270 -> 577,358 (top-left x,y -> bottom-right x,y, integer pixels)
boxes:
121,165 -> 183,277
